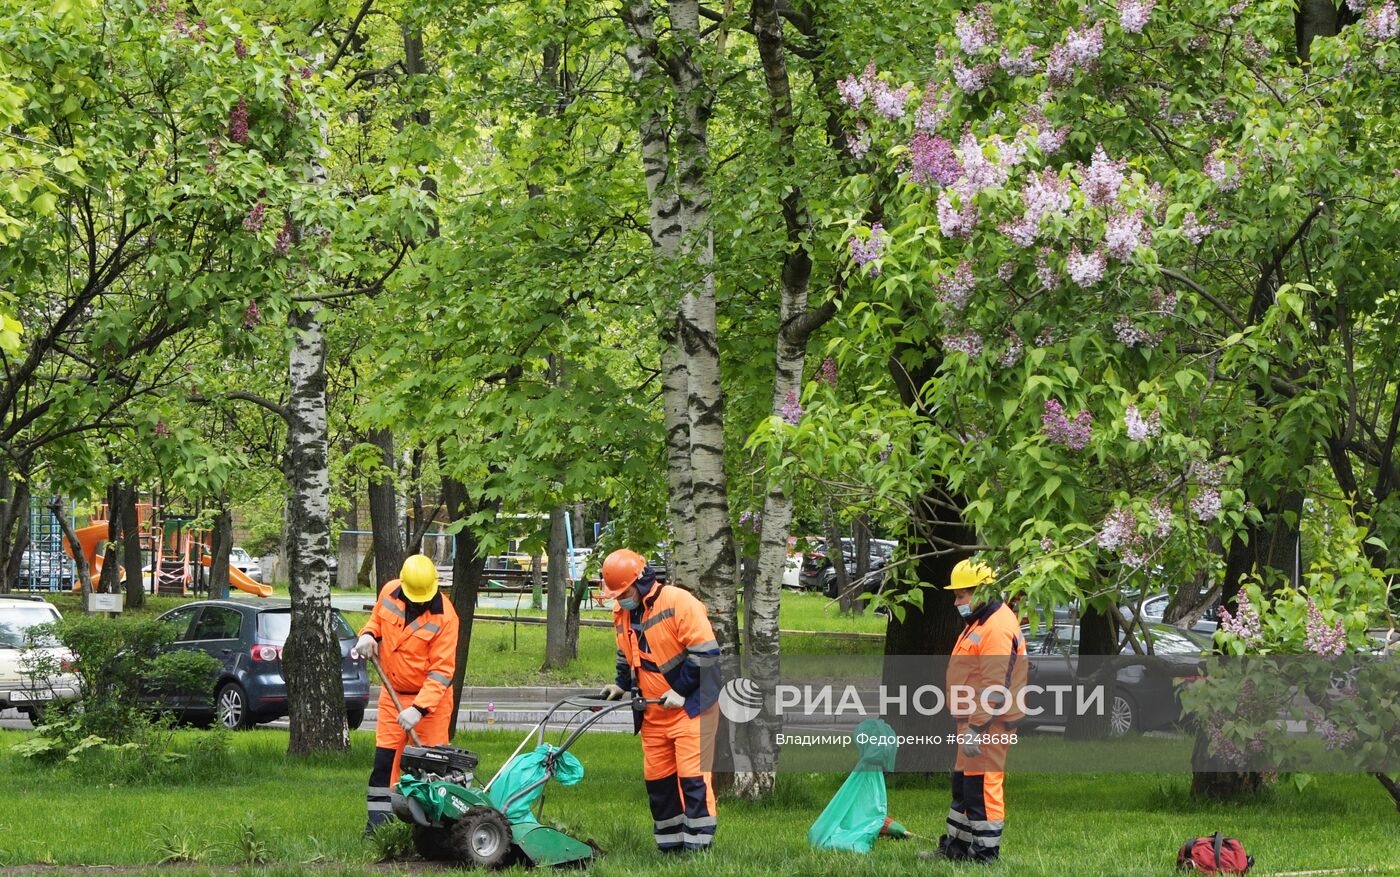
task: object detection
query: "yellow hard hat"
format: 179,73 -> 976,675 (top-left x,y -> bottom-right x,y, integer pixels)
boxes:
945,559 -> 995,590
399,554 -> 439,603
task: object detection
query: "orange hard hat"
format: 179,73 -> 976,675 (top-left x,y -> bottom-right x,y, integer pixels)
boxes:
599,548 -> 647,599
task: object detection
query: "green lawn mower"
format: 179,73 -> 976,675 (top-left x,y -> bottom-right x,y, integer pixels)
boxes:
387,692 -> 654,869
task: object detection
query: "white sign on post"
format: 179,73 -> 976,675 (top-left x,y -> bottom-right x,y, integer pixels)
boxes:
87,593 -> 124,613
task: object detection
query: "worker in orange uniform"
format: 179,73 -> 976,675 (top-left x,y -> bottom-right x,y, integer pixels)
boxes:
923,558 -> 1026,864
597,549 -> 721,854
353,554 -> 459,834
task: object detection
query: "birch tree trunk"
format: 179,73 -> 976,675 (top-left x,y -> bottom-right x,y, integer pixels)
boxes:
283,303 -> 349,754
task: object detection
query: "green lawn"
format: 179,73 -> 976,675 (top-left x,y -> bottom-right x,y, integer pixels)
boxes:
1,728 -> 1397,875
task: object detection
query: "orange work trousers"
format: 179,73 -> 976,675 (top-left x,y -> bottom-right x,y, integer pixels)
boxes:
641,706 -> 717,851
366,687 -> 452,832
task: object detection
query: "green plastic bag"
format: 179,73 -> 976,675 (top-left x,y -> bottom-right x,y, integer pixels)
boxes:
488,744 -> 585,824
396,775 -> 456,823
807,719 -> 898,853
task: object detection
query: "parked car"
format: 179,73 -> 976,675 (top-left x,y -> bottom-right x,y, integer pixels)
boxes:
800,538 -> 891,598
0,595 -> 78,723
229,547 -> 262,583
151,600 -> 370,730
14,547 -> 74,591
1019,621 -> 1212,736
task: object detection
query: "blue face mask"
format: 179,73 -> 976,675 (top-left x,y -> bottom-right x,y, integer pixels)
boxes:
957,603 -> 973,619
618,596 -> 639,611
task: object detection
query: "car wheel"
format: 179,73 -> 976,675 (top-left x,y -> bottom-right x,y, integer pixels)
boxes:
449,807 -> 511,868
216,682 -> 254,730
1109,692 -> 1137,737
412,824 -> 455,862
823,570 -> 838,599
346,706 -> 365,731
22,705 -> 45,726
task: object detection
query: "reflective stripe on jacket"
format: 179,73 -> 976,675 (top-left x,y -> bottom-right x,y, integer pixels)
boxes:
360,580 -> 458,713
614,583 -> 721,719
947,600 -> 1027,729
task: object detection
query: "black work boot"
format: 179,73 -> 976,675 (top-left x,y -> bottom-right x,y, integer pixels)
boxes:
918,834 -> 972,861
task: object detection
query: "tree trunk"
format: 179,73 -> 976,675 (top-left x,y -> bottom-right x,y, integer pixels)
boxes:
443,474 -> 492,738
0,472 -> 25,595
1295,0 -> 1341,62
853,515 -> 871,607
660,328 -> 699,585
283,305 -> 349,754
543,506 -> 570,669
50,498 -> 93,605
1066,600 -> 1117,740
367,426 -> 404,586
826,508 -> 853,613
208,499 -> 232,601
1376,774 -> 1400,811
98,483 -> 122,594
119,482 -> 144,608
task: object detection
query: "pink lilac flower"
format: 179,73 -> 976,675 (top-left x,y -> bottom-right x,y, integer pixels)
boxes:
1036,124 -> 1068,154
149,0 -> 167,12
1035,326 -> 1058,347
1148,499 -> 1173,538
1318,719 -> 1358,751
1190,488 -> 1222,522
1181,210 -> 1217,244
172,8 -> 189,35
908,132 -> 960,186
780,390 -> 804,425
234,36 -> 247,59
738,511 -> 761,532
1124,405 -> 1161,441
1346,0 -> 1367,12
274,217 -> 294,255
1023,168 -> 1072,228
1304,599 -> 1347,656
997,261 -> 1017,282
838,63 -> 877,108
300,64 -> 314,79
1206,720 -> 1248,767
849,223 -> 888,273
229,97 -> 250,144
1118,0 -> 1155,33
998,330 -> 1024,367
1098,507 -> 1138,551
154,420 -> 171,437
955,4 -> 998,54
242,300 -> 262,329
195,18 -> 208,42
1045,43 -> 1074,85
1067,246 -> 1107,287
1150,288 -> 1179,314
943,330 -> 985,358
1042,399 -> 1093,449
243,201 -> 267,231
879,443 -> 893,462
1204,143 -> 1241,191
1105,210 -> 1148,260
1217,589 -> 1262,644
996,133 -> 1028,169
915,83 -> 951,131
1000,218 -> 1038,247
1081,145 -> 1126,208
1114,316 -> 1154,347
847,127 -> 871,160
872,80 -> 912,120
936,260 -> 977,311
1364,1 -> 1399,39
956,132 -> 1008,196
1036,248 -> 1060,291
205,139 -> 220,173
952,59 -> 994,93
819,356 -> 839,387
1065,20 -> 1106,67
937,192 -> 979,239
998,46 -> 1038,76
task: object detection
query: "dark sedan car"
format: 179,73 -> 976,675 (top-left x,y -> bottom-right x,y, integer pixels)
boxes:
1019,622 -> 1211,736
153,600 -> 370,730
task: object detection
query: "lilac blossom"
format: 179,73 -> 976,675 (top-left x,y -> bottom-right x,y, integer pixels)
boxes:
1036,248 -> 1060,291
1204,143 -> 1242,191
1098,507 -> 1138,551
1067,245 -> 1107,287
819,356 -> 839,387
1217,589 -> 1263,644
1034,326 -> 1058,347
849,224 -> 888,272
780,390 -> 804,425
872,80 -> 912,120
1023,168 -> 1071,227
908,132 -> 960,186
1365,1 -> 1399,39
936,260 -> 977,311
1105,210 -> 1149,260
1064,20 -> 1106,67
1035,124 -> 1068,154
998,46 -> 1038,76
1114,316 -> 1155,347
937,192 -> 979,239
1304,600 -> 1347,656
1318,719 -> 1358,751
243,201 -> 267,231
1147,500 -> 1173,538
915,83 -> 951,131
274,217 -> 294,255
1045,43 -> 1074,85
242,301 -> 262,329
955,4 -> 998,54
952,59 -> 995,93
847,127 -> 871,160
229,97 -> 250,144
997,261 -> 1017,282
956,131 -> 1008,195
998,330 -> 1024,367
943,330 -> 985,358
234,36 -> 247,59
1181,210 -> 1217,244
738,510 -> 761,532
1118,0 -> 1155,33
1000,218 -> 1037,247
1206,721 -> 1248,767
838,63 -> 877,108
1081,145 -> 1126,208
1124,405 -> 1161,441
154,420 -> 171,437
1190,488 -> 1222,522
1043,399 -> 1093,449
1150,288 -> 1179,314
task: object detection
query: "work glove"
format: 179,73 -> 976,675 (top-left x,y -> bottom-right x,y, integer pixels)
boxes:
353,634 -> 378,660
599,684 -> 626,701
398,706 -> 423,732
961,738 -> 981,758
660,689 -> 686,710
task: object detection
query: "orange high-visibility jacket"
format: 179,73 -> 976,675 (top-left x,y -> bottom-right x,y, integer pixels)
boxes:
947,600 -> 1028,729
613,582 -> 721,719
361,580 -> 459,714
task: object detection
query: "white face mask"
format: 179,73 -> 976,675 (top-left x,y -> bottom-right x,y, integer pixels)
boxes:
957,603 -> 973,618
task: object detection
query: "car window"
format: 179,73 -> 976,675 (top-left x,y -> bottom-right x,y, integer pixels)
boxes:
158,606 -> 199,641
190,607 -> 243,640
1142,627 -> 1206,655
256,609 -> 354,643
0,605 -> 61,648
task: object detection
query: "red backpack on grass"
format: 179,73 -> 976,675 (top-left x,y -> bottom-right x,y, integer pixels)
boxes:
1177,833 -> 1253,874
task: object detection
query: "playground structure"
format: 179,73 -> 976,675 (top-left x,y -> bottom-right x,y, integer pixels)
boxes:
33,499 -> 271,598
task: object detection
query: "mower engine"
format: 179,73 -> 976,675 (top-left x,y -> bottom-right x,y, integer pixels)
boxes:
399,744 -> 478,785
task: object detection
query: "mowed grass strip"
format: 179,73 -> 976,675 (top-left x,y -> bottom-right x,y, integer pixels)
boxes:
1,728 -> 1398,875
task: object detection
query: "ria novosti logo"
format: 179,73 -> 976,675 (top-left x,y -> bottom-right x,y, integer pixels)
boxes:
718,677 -> 764,723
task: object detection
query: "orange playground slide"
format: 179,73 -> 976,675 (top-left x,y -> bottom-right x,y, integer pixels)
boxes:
64,519 -> 271,597
200,554 -> 273,597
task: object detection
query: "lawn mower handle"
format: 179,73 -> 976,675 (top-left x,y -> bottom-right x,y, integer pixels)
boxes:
370,653 -> 423,747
